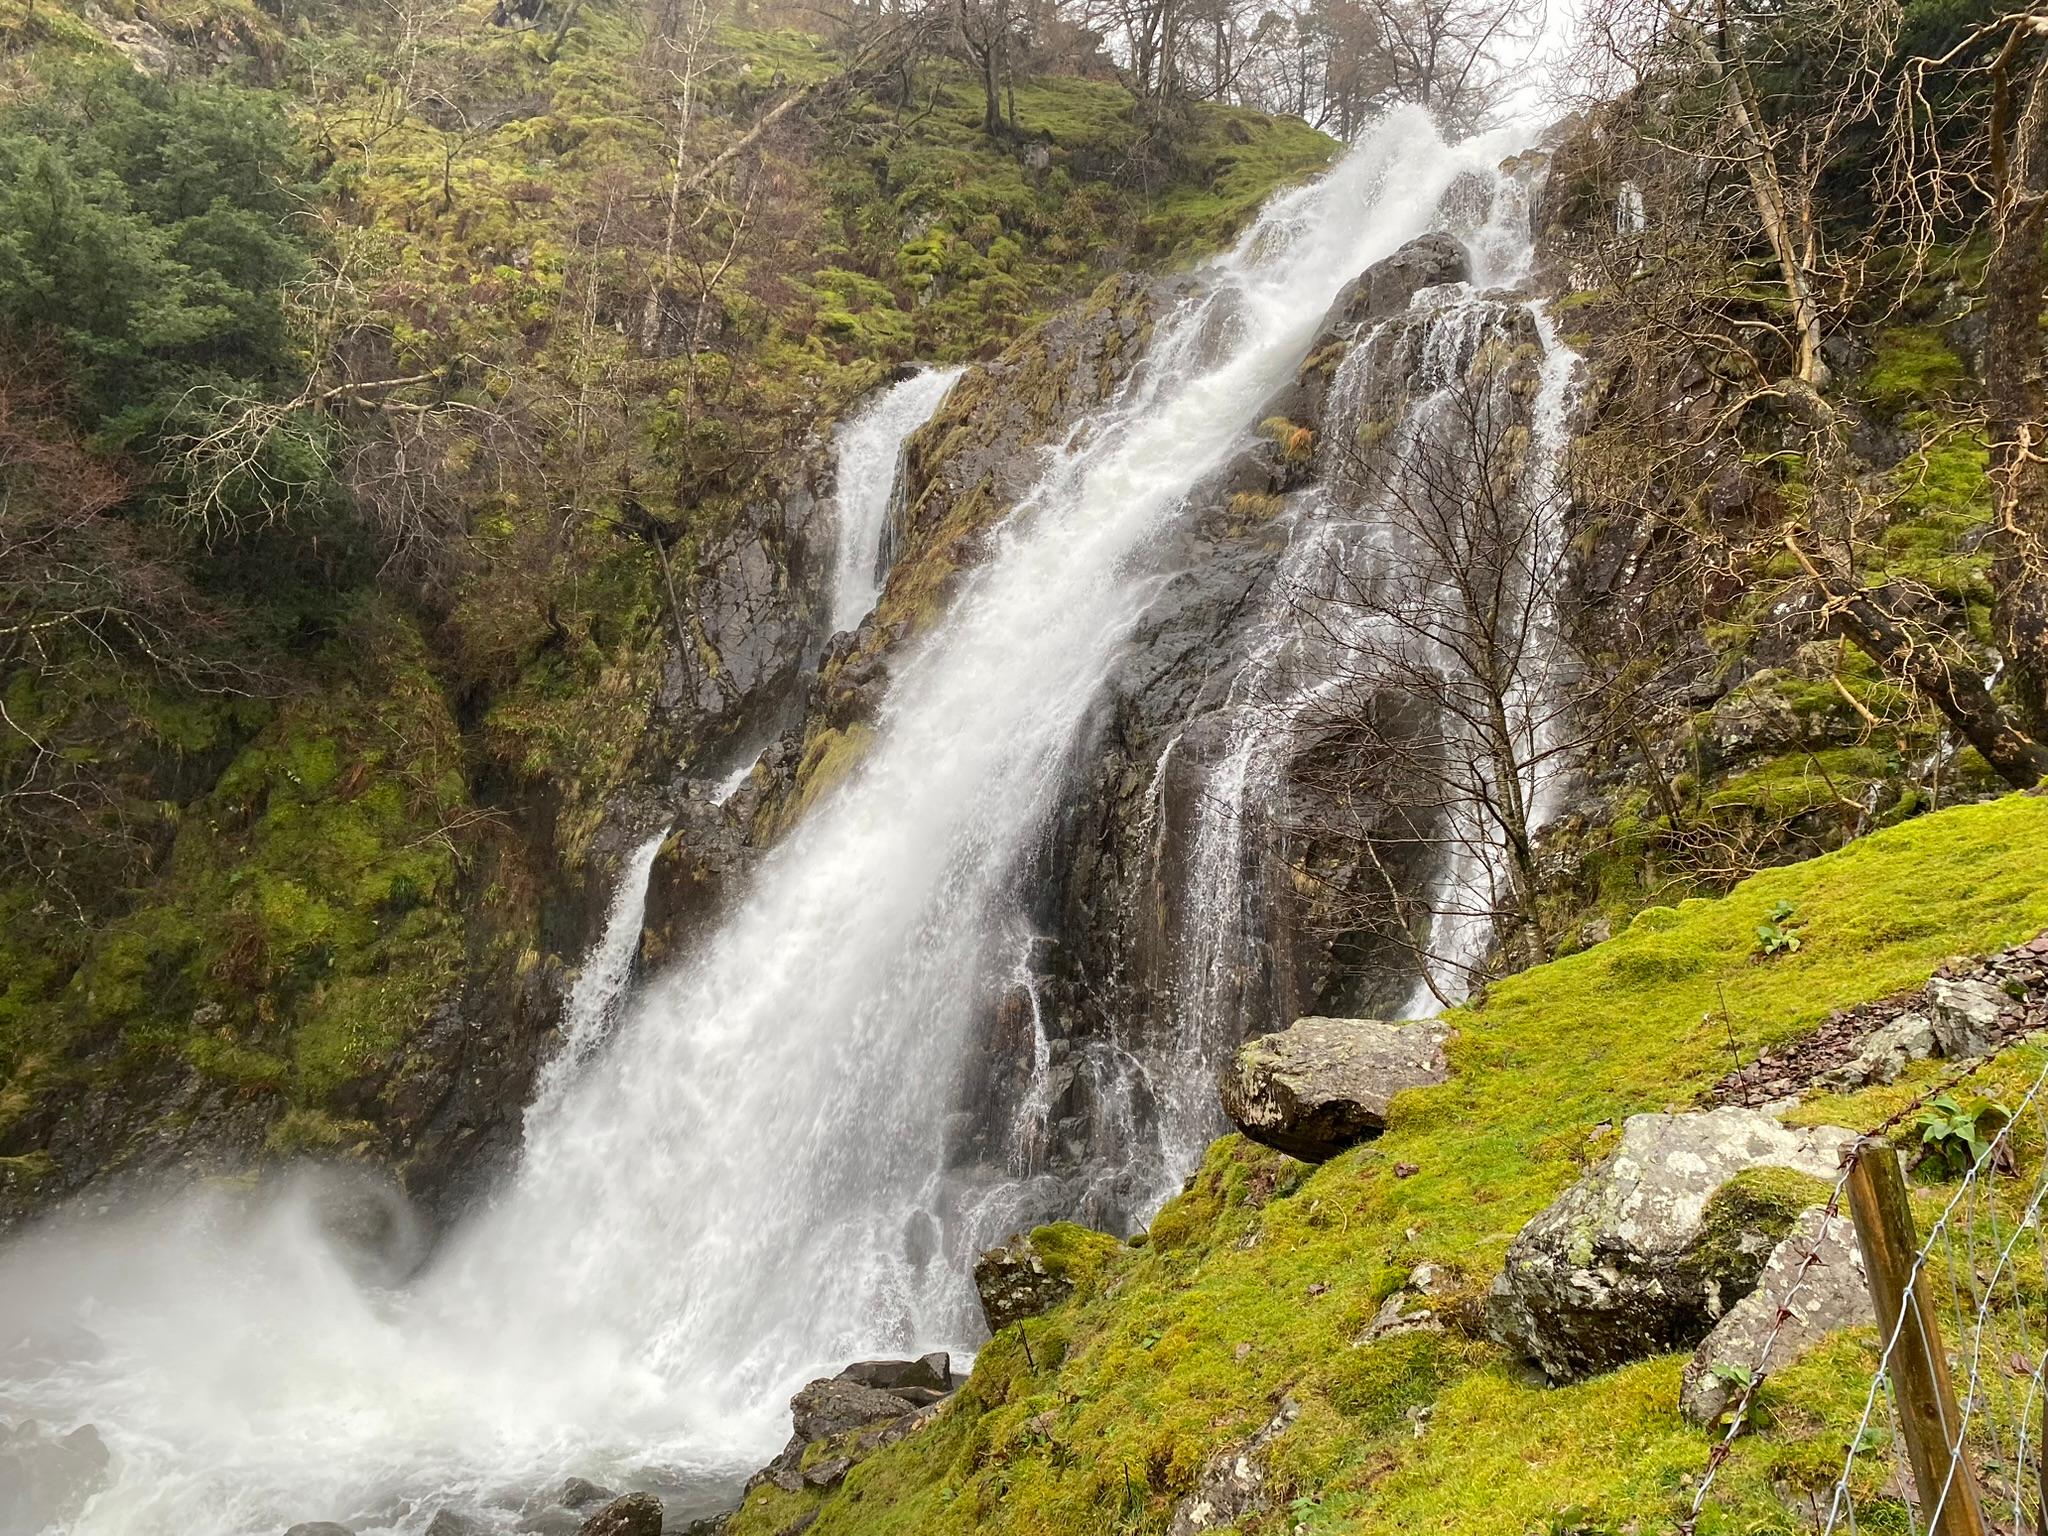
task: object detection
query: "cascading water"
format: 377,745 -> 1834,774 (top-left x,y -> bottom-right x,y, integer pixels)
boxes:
826,366 -> 964,634
525,831 -> 670,1124
0,110 -> 1559,1536
1098,160 -> 1584,1214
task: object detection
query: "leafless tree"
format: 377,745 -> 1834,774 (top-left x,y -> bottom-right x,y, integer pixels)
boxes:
1569,0 -> 1900,390
0,354 -> 257,923
1554,1 -> 2048,792
1887,13 -> 2048,745
1273,337 -> 1599,1002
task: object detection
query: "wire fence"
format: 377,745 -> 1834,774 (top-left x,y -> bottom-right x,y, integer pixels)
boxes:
1685,1036 -> 2048,1536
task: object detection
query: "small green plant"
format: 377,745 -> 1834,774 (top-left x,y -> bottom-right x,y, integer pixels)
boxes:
1914,1092 -> 2012,1180
1710,1361 -> 1755,1392
1754,899 -> 1805,958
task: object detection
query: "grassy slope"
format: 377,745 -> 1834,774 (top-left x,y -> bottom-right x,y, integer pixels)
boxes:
733,791 -> 2048,1536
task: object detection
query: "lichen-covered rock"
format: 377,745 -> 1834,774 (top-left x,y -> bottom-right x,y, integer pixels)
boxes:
1485,1108 -> 1854,1381
1927,975 -> 2009,1059
1219,1017 -> 1450,1162
1165,1397 -> 1299,1535
576,1492 -> 665,1536
789,1377 -> 916,1443
1679,1206 -> 1869,1426
1817,1012 -> 1937,1089
973,1222 -> 1120,1332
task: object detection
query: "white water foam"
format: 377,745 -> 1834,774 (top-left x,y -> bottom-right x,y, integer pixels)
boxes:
0,111 -> 1541,1536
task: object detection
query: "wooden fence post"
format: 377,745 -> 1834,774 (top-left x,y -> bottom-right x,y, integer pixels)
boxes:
1844,1138 -> 1988,1536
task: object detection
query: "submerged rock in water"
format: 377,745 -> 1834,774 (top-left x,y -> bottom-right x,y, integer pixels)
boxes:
1218,1017 -> 1450,1162
0,1420 -> 110,1534
1679,1206 -> 1869,1426
576,1492 -> 664,1536
558,1477 -> 619,1511
281,1525 -> 353,1536
1485,1108 -> 1854,1382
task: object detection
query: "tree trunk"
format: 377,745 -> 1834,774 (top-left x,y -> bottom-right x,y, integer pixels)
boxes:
1709,17 -> 1830,388
1984,38 -> 2048,738
1787,531 -> 2048,788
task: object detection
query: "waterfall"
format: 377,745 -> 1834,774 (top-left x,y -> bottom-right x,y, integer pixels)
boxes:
525,832 -> 670,1125
0,110 -> 1555,1536
826,366 -> 964,634
1120,164 -> 1583,1210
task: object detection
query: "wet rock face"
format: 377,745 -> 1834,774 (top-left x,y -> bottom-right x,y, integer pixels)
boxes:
1325,232 -> 1469,332
1679,1206 -> 1869,1426
652,476 -> 826,763
1485,1108 -> 1855,1382
1219,1017 -> 1451,1162
990,246 -> 1510,1226
638,792 -> 759,974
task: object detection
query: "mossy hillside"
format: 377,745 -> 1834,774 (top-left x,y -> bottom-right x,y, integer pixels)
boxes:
730,792 -> 2048,1536
809,71 -> 1331,366
1,603 -> 469,1155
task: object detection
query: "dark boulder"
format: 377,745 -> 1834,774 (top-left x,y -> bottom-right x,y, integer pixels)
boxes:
576,1492 -> 665,1536
283,1526 -> 354,1536
558,1477 -> 618,1511
837,1352 -> 949,1395
1326,233 -> 1470,333
1219,1017 -> 1450,1162
1,1420 -> 110,1534
790,1376 -> 916,1442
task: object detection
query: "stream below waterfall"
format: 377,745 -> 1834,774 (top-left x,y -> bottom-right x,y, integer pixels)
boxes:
0,108 -> 1575,1536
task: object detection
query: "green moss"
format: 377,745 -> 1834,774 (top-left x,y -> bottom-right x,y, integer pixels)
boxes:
731,793 -> 2048,1536
1858,326 -> 1967,415
9,601 -> 469,1139
1687,1166 -> 1833,1285
1024,1221 -> 1122,1292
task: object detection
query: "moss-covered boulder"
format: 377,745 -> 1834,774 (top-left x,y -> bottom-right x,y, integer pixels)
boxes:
973,1220 -> 1120,1332
1219,1016 -> 1451,1163
1678,1205 -> 1869,1425
1484,1108 -> 1850,1381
